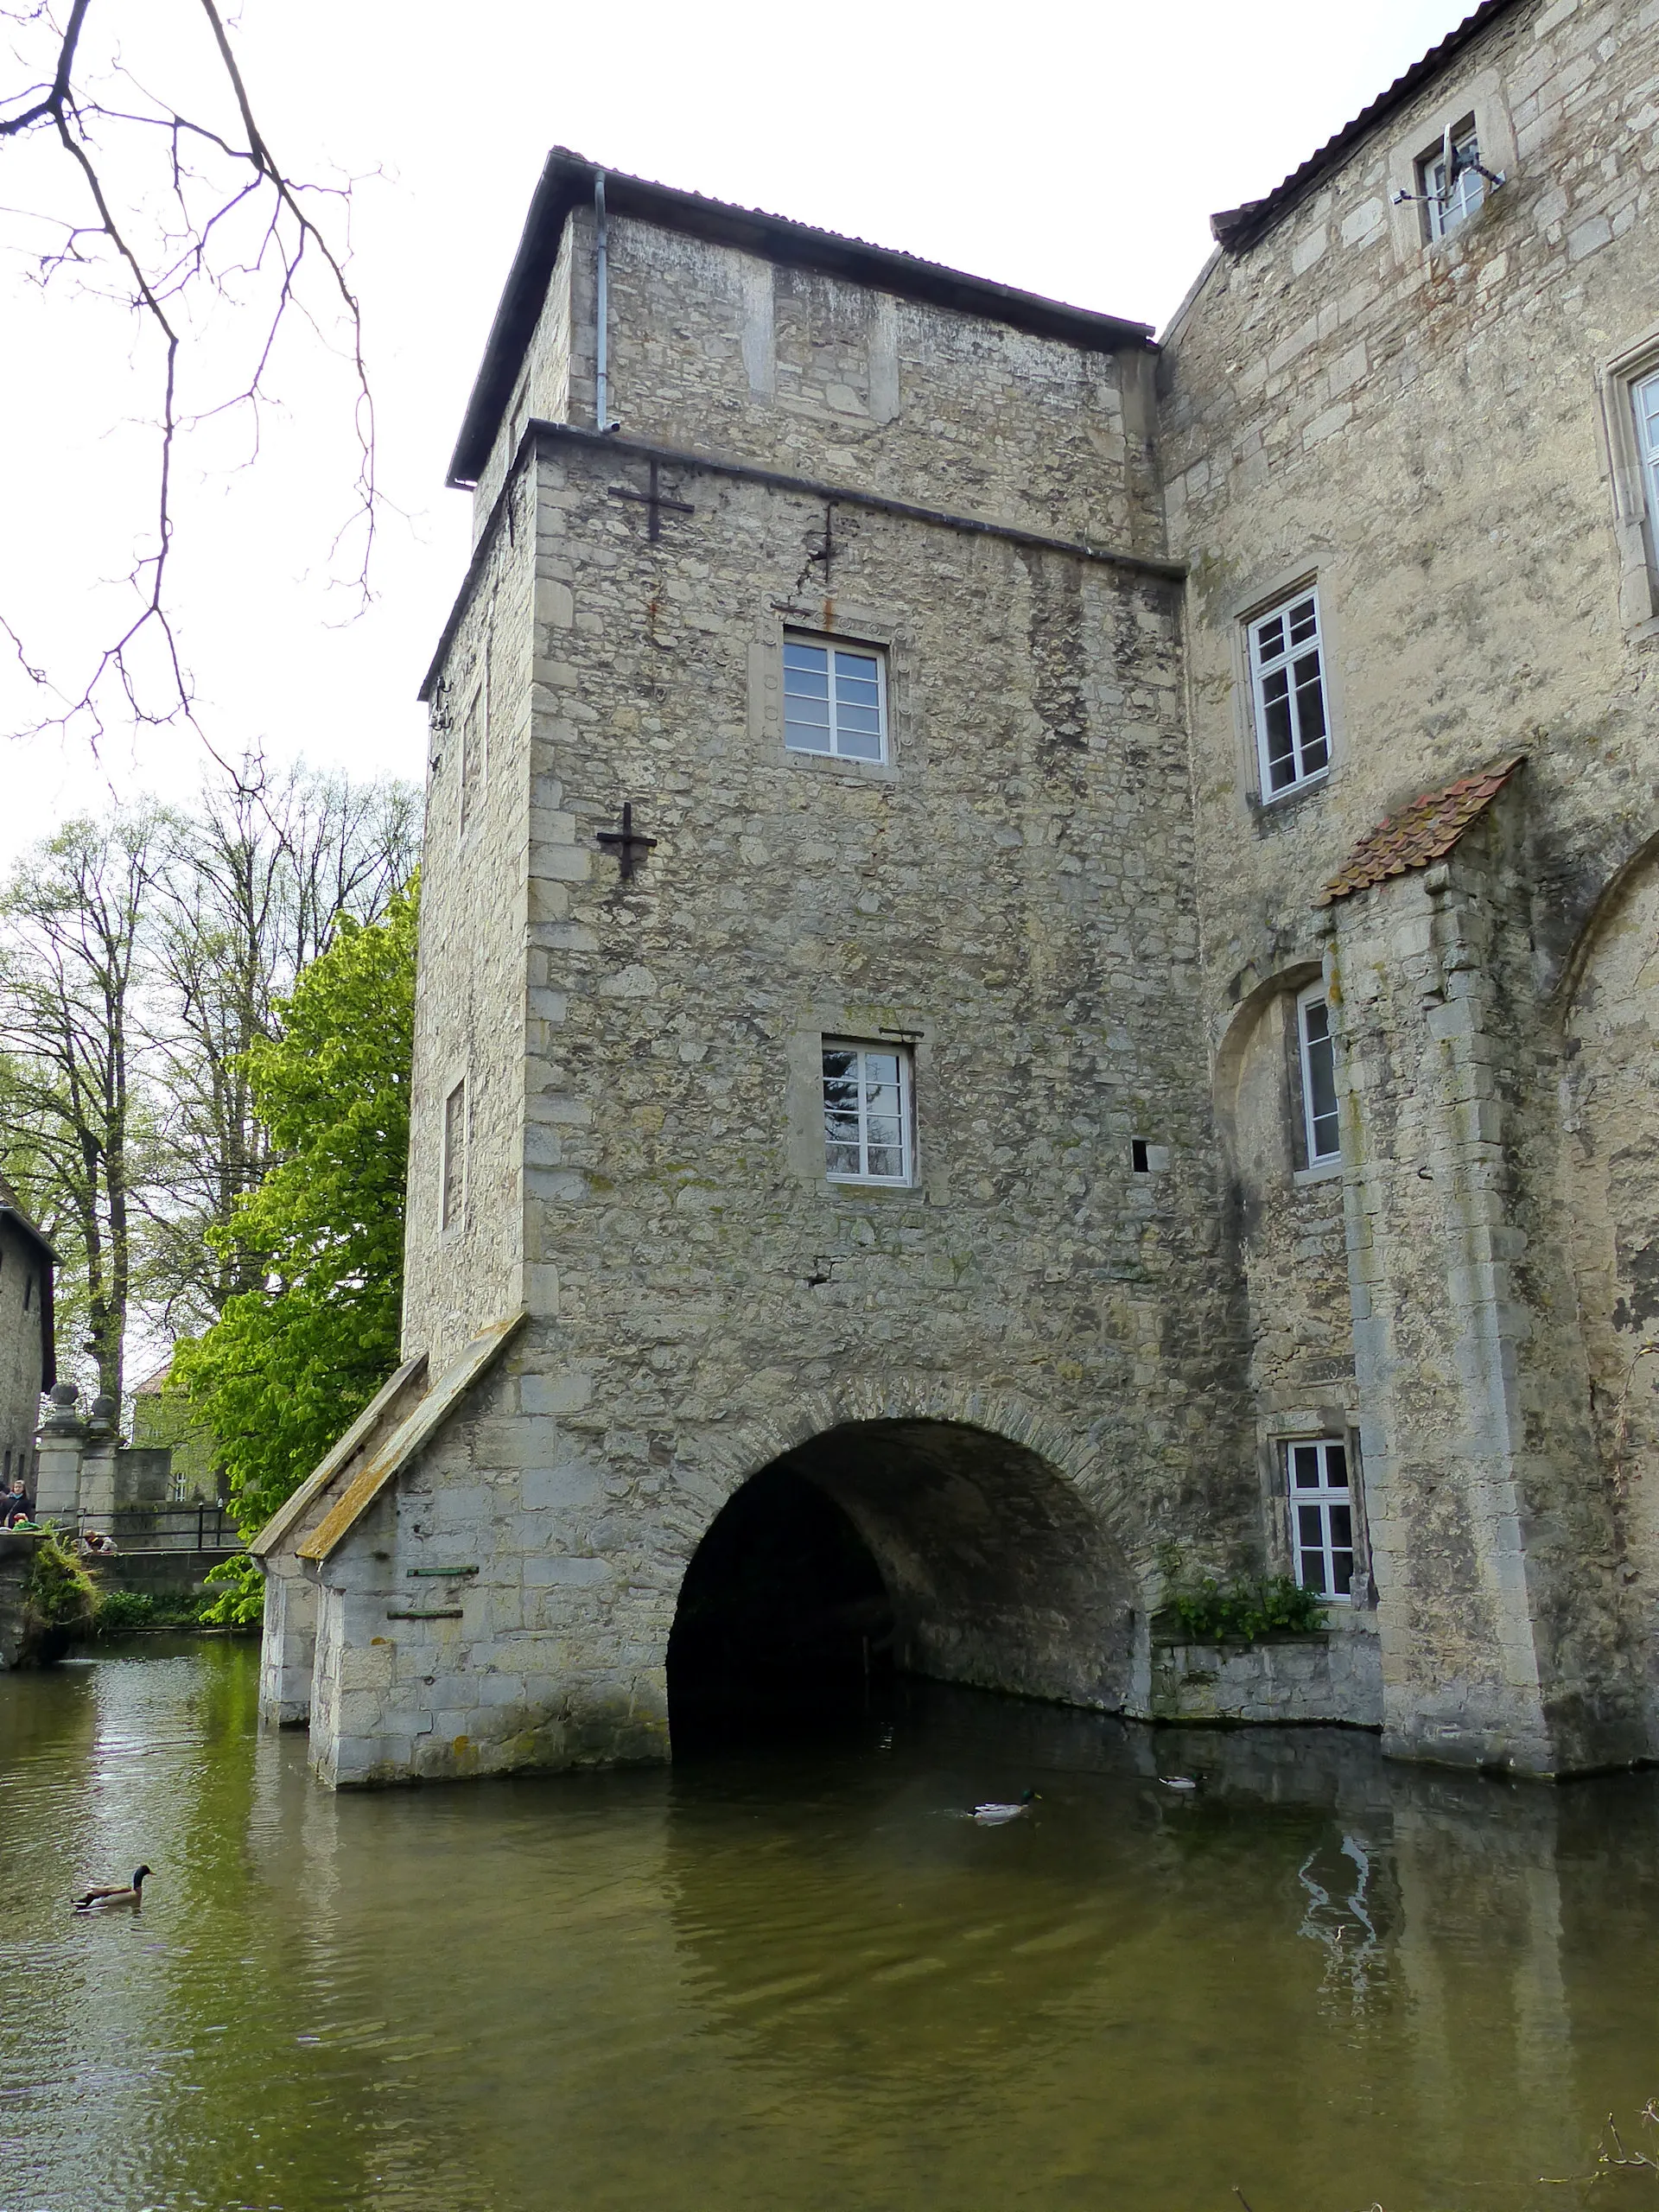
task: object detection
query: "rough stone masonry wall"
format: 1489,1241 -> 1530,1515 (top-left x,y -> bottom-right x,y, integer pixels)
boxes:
470,208 -> 1161,559
0,1217 -> 44,1485
401,474 -> 536,1376
315,369 -> 1270,1777
1160,0 -> 1659,1764
1163,0 -> 1659,1004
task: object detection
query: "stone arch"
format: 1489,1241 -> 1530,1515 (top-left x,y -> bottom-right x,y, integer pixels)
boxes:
667,1385 -> 1141,1723
1559,840 -> 1659,1699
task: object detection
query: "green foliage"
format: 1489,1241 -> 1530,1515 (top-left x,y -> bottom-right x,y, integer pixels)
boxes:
92,1588 -> 217,1633
200,1552 -> 265,1627
23,1535 -> 98,1637
173,880 -> 416,1535
1156,1544 -> 1327,1643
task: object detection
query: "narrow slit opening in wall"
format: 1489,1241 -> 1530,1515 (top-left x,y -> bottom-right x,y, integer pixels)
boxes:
1131,1138 -> 1150,1174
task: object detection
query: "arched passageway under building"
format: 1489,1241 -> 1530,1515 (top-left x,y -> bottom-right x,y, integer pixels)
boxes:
666,1419 -> 1134,1739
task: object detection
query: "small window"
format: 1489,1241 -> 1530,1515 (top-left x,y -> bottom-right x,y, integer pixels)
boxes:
1297,985 -> 1341,1166
785,637 -> 887,762
1634,371 -> 1659,547
1418,116 -> 1486,241
459,689 -> 485,836
823,1041 -> 912,1185
1247,591 -> 1328,798
442,1079 -> 467,1230
1287,1439 -> 1354,1601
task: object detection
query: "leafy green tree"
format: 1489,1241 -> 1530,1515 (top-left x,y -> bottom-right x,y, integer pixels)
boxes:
173,879 -> 416,1535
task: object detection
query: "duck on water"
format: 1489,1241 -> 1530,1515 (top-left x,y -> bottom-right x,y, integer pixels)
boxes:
73,1866 -> 151,1910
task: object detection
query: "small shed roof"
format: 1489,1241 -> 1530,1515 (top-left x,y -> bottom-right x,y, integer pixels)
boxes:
1316,754 -> 1524,907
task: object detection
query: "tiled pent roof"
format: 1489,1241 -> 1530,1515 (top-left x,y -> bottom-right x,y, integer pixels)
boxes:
1315,755 -> 1524,907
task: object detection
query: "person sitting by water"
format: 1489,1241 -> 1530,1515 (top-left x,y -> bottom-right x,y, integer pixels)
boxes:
79,1529 -> 118,1556
2,1480 -> 29,1522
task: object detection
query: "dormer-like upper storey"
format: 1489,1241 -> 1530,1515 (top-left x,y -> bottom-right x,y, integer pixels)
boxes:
451,150 -> 1165,561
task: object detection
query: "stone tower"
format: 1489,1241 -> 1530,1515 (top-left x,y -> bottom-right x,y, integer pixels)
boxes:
261,0 -> 1659,1786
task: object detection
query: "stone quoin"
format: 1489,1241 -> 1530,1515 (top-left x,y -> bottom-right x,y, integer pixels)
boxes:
255,0 -> 1659,1784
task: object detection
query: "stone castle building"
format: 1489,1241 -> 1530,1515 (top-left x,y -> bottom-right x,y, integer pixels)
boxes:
0,1171 -> 54,1497
257,0 -> 1659,1784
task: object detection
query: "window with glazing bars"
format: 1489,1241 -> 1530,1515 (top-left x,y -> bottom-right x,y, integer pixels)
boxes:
1634,371 -> 1659,543
1419,117 -> 1486,240
1288,1439 -> 1354,1601
784,638 -> 887,761
822,1042 -> 912,1184
1248,591 -> 1328,798
1297,985 -> 1341,1165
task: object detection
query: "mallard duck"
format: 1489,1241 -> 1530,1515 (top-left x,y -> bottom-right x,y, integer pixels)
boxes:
73,1866 -> 151,1910
972,1789 -> 1039,1826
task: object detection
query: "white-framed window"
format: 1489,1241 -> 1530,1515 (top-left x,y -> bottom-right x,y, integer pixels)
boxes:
822,1041 -> 912,1185
1247,590 -> 1329,798
785,636 -> 887,762
1634,371 -> 1659,544
1287,1439 -> 1354,1602
1296,984 -> 1341,1166
1418,115 -> 1486,241
442,1078 -> 467,1230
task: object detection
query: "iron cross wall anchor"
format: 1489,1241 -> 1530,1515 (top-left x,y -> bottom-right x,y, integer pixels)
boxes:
597,801 -> 658,880
607,458 -> 694,543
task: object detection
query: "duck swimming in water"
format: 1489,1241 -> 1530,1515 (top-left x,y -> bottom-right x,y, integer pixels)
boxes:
73,1866 -> 151,1910
971,1789 -> 1039,1826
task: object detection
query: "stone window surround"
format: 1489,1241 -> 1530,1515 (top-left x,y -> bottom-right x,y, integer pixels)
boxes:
1256,1413 -> 1371,1606
1599,323 -> 1659,638
1384,67 -> 1515,264
751,601 -> 911,785
822,1037 -> 913,1185
1226,563 -> 1347,818
782,1010 -> 939,1200
1294,979 -> 1344,1185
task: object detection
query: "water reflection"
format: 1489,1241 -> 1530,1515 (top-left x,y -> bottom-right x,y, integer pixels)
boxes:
2,1645 -> 1656,2209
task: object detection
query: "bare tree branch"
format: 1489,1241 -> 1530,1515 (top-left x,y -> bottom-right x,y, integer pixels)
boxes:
0,0 -> 378,747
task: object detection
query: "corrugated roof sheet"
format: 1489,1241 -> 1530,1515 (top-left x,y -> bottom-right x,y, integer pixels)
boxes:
1315,754 -> 1524,906
1211,0 -> 1522,254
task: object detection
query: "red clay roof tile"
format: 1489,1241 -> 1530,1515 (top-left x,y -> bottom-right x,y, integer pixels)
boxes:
1314,755 -> 1524,907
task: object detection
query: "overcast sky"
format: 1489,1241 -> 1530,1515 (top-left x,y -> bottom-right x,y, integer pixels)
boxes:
0,0 -> 1479,868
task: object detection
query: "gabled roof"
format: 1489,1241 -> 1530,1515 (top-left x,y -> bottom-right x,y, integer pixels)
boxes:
1316,754 -> 1524,907
249,1351 -> 429,1560
1211,0 -> 1522,255
291,1313 -> 525,1564
447,150 -> 1154,489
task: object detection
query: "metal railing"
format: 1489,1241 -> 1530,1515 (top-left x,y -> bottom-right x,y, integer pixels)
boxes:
76,1503 -> 238,1552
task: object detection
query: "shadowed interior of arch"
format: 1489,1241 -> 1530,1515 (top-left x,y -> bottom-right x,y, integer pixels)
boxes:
666,1419 -> 1134,1743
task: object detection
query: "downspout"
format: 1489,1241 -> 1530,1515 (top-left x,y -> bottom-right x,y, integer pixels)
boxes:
594,170 -> 610,431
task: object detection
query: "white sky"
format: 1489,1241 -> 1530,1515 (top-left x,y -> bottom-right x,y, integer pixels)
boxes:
0,0 -> 1478,866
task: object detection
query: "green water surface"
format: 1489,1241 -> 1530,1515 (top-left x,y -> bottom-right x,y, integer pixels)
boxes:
3,1638 -> 1657,2211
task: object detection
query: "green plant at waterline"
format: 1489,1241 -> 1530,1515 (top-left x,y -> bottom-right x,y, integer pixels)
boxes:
92,1588 -> 215,1634
1155,1544 -> 1328,1643
21,1534 -> 98,1658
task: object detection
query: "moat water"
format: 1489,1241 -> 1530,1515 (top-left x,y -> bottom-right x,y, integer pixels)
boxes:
3,1640 -> 1658,2212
